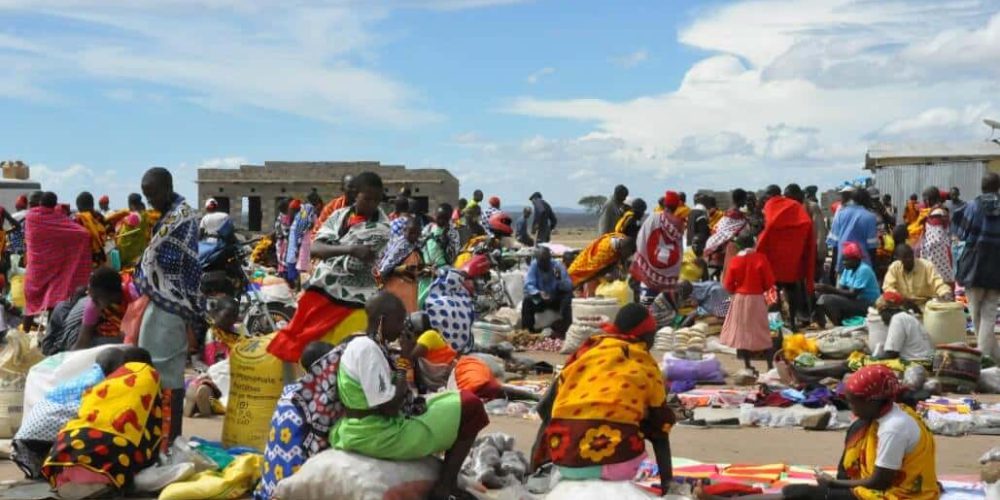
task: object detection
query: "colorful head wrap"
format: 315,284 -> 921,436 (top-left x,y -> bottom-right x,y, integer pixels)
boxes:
846,365 -> 900,401
601,303 -> 657,339
875,291 -> 906,311
289,199 -> 302,212
663,191 -> 680,211
841,241 -> 863,260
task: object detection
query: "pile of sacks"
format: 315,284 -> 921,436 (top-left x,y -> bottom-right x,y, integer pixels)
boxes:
461,433 -> 529,489
560,315 -> 608,354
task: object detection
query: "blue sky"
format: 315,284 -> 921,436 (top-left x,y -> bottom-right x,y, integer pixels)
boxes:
3,0 -> 1000,209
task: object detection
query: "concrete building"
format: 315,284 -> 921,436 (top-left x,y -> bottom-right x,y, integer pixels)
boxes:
197,161 -> 459,231
866,142 -> 1000,217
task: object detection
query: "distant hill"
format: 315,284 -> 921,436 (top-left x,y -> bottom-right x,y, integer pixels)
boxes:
554,209 -> 597,229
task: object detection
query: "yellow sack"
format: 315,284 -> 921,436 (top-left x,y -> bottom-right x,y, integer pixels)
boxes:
595,280 -> 632,306
680,248 -> 704,282
782,333 -> 818,362
9,275 -> 24,309
159,454 -> 261,500
222,333 -> 284,450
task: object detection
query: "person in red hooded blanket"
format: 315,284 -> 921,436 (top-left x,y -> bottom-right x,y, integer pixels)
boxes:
630,191 -> 685,300
755,184 -> 815,331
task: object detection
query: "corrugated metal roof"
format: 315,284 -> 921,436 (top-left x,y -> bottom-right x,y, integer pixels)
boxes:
866,141 -> 1000,169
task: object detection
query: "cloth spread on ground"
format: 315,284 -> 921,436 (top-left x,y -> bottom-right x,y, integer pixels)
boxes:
630,210 -> 685,292
533,334 -> 675,473
42,362 -> 163,490
756,196 -> 815,293
135,194 -> 202,322
24,206 -> 92,316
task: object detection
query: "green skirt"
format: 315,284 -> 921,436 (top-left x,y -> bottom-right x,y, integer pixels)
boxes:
330,391 -> 461,460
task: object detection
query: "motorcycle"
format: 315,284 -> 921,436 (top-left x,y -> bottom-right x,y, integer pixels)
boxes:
458,244 -> 515,318
199,222 -> 295,335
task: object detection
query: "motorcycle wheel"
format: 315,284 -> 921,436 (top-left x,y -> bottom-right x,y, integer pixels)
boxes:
246,302 -> 296,335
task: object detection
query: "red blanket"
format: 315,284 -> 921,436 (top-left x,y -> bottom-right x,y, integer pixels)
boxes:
756,196 -> 815,293
24,207 -> 92,315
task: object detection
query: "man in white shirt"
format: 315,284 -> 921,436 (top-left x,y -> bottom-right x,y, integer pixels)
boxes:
874,291 -> 935,363
199,198 -> 231,241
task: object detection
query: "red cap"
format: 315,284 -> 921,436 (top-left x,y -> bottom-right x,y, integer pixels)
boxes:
99,195 -> 110,205
663,191 -> 680,210
841,241 -> 863,259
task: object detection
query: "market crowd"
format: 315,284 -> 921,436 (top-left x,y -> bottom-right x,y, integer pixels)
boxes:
1,165 -> 998,500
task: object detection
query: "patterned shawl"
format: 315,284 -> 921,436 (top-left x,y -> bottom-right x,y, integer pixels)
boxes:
629,209 -> 685,292
286,205 -> 316,265
24,206 -> 92,316
421,223 -> 461,267
135,194 -> 203,321
704,209 -> 747,256
307,206 -> 390,306
378,216 -> 418,277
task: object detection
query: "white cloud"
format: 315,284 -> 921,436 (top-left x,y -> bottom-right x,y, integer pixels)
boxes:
612,49 -> 648,69
502,0 -> 1000,198
197,157 -> 247,170
670,131 -> 753,160
0,2 -> 449,125
526,67 -> 555,85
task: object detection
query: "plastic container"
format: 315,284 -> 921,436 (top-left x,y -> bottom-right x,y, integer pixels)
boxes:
472,321 -> 513,347
865,308 -> 887,353
923,300 -> 967,346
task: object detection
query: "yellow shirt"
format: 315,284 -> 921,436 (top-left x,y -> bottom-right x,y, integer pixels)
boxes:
882,259 -> 950,304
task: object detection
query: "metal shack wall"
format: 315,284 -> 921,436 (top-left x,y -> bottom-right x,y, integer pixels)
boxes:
872,161 -> 985,217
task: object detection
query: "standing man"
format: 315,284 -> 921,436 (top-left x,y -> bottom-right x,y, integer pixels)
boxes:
136,167 -> 203,446
944,187 -> 965,217
953,173 -> 1000,362
827,187 -> 878,272
521,247 -> 573,338
314,174 -> 357,232
686,194 -> 710,251
804,185 -> 828,280
882,194 -> 898,228
530,192 -> 557,244
598,185 -> 629,235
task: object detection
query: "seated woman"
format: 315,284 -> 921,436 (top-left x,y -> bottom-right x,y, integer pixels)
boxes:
698,365 -> 939,500
330,292 -> 489,500
814,242 -> 881,328
42,267 -> 136,356
255,339 -> 362,500
378,215 -> 427,313
568,199 -> 646,287
13,347 -> 151,479
531,303 -> 675,494
42,352 -> 163,500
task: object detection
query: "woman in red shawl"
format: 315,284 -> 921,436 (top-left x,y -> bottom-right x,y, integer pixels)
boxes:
755,185 -> 815,330
630,191 -> 685,298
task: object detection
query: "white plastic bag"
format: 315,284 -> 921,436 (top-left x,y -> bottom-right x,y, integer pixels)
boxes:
274,449 -> 441,500
207,359 -> 231,407
979,367 -> 1000,394
23,344 -> 117,418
